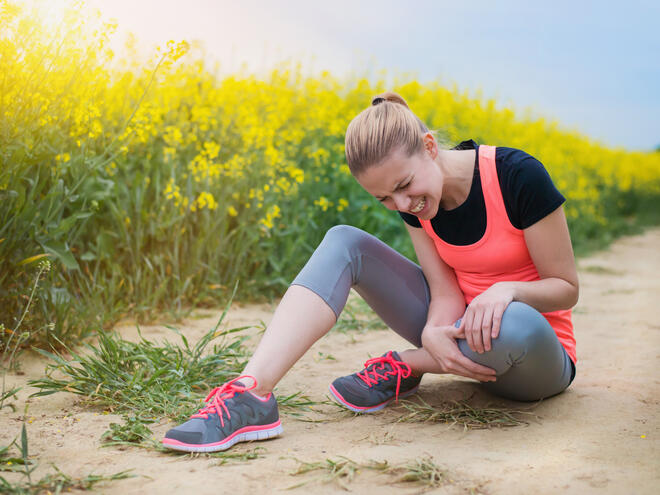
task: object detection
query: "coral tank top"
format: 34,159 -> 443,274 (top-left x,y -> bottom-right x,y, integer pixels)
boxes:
419,145 -> 576,363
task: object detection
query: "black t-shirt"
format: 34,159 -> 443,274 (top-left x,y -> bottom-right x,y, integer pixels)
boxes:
398,140 -> 565,245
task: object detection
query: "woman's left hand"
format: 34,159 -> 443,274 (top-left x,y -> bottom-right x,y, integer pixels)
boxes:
459,282 -> 515,354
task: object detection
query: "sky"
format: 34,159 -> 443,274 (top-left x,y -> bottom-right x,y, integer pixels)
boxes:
57,1 -> 660,150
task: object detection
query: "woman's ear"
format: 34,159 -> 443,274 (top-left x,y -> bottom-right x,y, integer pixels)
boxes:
423,132 -> 438,159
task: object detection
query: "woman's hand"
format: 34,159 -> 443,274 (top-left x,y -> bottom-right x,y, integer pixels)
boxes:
459,282 -> 515,354
421,324 -> 497,382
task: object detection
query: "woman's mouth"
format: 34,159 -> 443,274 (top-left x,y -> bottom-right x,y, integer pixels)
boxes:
410,197 -> 426,214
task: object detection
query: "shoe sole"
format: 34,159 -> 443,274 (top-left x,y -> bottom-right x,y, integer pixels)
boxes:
328,384 -> 420,413
161,421 -> 283,453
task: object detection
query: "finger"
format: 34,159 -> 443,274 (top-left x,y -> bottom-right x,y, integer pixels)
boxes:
453,323 -> 466,339
471,308 -> 485,354
491,303 -> 505,339
481,307 -> 493,352
456,353 -> 497,377
462,309 -> 476,352
451,360 -> 496,382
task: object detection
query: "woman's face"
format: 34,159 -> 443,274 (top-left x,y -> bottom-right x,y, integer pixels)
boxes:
354,146 -> 443,221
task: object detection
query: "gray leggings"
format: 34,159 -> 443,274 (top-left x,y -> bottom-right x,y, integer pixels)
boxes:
291,225 -> 575,402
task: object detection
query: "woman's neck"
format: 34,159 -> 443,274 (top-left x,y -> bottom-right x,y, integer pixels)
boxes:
436,149 -> 476,211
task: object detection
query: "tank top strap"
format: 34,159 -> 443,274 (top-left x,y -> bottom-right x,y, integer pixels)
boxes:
479,145 -> 517,232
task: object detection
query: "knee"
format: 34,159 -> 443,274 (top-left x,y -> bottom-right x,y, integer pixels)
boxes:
322,225 -> 369,251
494,302 -> 555,354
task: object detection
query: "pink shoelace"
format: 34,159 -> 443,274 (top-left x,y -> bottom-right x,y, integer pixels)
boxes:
191,375 -> 257,427
357,351 -> 413,403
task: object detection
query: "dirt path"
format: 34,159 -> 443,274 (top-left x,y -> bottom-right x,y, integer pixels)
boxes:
2,229 -> 659,494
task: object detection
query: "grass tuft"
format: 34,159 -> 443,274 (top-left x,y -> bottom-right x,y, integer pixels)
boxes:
391,455 -> 449,488
395,396 -> 536,429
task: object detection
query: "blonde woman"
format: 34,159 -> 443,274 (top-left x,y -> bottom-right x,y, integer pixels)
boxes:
162,92 -> 578,452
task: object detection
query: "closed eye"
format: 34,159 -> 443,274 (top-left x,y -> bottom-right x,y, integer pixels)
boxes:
376,179 -> 412,202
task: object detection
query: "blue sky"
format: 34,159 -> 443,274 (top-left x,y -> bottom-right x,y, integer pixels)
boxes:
85,0 -> 659,150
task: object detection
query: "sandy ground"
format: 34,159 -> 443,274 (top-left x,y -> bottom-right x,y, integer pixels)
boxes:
2,228 -> 659,494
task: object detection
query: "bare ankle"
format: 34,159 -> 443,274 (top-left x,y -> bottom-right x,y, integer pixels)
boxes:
397,349 -> 424,377
250,387 -> 273,399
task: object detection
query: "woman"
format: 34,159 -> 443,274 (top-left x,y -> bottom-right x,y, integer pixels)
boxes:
162,92 -> 578,453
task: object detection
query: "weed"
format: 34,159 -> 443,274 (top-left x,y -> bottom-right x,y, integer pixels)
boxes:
391,455 -> 449,488
277,391 -> 328,417
395,396 -> 536,429
102,415 -> 155,446
314,351 -> 336,361
1,260 -> 52,412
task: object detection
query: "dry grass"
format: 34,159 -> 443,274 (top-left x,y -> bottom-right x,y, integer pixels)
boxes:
287,454 -> 482,492
395,396 -> 538,429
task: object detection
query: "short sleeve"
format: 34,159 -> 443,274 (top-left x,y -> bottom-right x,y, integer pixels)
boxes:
398,211 -> 422,228
496,147 -> 566,229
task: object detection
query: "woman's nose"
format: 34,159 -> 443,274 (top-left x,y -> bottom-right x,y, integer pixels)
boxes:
392,193 -> 410,212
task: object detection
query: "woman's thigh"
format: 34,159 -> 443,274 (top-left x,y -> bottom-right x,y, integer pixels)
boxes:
457,302 -> 574,401
290,225 -> 431,347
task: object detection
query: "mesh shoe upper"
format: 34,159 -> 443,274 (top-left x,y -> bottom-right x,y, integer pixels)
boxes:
331,351 -> 421,408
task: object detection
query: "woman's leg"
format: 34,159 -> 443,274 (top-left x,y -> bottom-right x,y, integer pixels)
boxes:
243,224 -> 436,395
456,302 -> 575,401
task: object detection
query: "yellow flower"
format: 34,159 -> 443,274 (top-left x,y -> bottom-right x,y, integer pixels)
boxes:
314,196 -> 332,212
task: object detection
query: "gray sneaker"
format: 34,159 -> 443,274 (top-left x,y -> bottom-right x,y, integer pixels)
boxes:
162,376 -> 282,452
329,351 -> 421,413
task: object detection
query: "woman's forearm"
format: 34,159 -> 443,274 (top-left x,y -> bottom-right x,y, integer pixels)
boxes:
506,278 -> 579,313
424,293 -> 466,328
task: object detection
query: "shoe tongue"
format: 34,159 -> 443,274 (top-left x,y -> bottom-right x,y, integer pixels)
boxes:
367,351 -> 400,371
386,351 -> 401,361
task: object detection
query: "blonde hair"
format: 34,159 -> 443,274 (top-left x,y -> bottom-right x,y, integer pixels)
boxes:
345,91 -> 429,175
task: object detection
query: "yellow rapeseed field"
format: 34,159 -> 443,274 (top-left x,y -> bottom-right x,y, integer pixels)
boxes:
1,1 -> 659,347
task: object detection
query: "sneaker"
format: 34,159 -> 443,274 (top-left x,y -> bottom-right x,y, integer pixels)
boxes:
329,351 -> 421,413
162,376 -> 282,452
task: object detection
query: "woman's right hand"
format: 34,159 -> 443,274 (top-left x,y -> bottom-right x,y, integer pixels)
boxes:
421,324 -> 497,382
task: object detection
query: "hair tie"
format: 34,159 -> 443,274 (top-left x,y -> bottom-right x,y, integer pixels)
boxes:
372,97 -> 385,106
